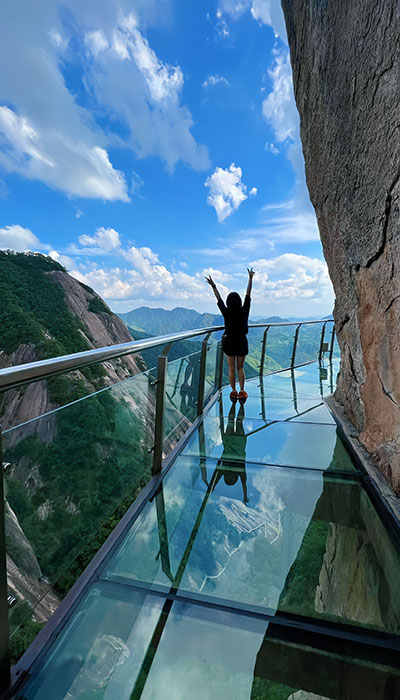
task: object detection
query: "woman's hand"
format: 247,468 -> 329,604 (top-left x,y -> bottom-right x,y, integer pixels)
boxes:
247,267 -> 255,279
205,274 -> 215,287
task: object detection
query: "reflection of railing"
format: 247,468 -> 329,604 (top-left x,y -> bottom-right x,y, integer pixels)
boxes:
0,318 -> 335,689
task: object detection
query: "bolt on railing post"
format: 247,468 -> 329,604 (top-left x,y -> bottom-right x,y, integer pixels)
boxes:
290,324 -> 301,369
152,342 -> 173,475
318,321 -> 327,362
329,324 -> 336,361
0,424 -> 10,692
197,333 -> 212,417
259,326 -> 269,381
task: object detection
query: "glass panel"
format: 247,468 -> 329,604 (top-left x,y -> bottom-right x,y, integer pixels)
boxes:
3,368 -> 156,658
163,351 -> 202,454
290,403 -> 336,424
103,455 -> 400,636
295,322 -> 324,365
180,412 -> 354,471
264,325 -> 294,372
208,395 -> 334,424
204,339 -> 219,400
21,582 -> 165,700
21,584 -> 400,700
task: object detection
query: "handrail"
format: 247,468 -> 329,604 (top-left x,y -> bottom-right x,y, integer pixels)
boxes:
0,319 -> 333,392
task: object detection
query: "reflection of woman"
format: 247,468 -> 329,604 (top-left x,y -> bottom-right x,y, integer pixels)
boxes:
211,402 -> 248,504
205,268 -> 255,401
179,354 -> 198,413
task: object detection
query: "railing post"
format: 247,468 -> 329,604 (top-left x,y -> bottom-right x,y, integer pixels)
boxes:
0,425 -> 10,692
217,339 -> 224,390
197,332 -> 212,416
290,324 -> 301,369
318,321 -> 327,362
329,324 -> 336,361
214,339 -> 221,392
259,326 -> 270,380
152,342 -> 173,475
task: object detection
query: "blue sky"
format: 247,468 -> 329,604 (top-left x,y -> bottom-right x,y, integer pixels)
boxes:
0,0 -> 334,318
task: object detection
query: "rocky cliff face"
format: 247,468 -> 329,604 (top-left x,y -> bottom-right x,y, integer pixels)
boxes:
281,0 -> 400,493
1,262 -> 142,432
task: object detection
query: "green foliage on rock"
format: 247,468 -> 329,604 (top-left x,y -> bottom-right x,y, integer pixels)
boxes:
0,251 -> 89,356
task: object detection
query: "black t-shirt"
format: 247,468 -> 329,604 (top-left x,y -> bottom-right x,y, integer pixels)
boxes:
217,295 -> 250,338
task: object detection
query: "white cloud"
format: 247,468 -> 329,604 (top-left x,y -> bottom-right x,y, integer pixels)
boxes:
0,106 -> 129,202
2,223 -> 332,316
250,0 -> 287,42
265,142 -> 279,155
84,30 -> 109,58
202,74 -> 230,88
249,187 -> 257,197
0,224 -> 50,252
0,1 -> 209,201
262,50 -> 298,143
49,250 -> 77,270
83,10 -> 210,173
217,0 -> 287,43
78,227 -> 121,252
205,164 -> 256,222
250,254 -> 333,305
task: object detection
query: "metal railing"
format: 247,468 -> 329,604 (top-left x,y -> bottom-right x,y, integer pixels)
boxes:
0,318 -> 335,691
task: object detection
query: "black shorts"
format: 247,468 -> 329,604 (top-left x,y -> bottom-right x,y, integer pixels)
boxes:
222,335 -> 248,357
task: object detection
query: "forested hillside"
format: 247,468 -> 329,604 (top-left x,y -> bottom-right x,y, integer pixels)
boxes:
0,252 -> 152,661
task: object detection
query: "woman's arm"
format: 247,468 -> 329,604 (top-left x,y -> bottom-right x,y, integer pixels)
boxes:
246,267 -> 255,297
205,274 -> 222,302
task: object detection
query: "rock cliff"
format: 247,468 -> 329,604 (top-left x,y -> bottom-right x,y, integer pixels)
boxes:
281,0 -> 400,493
0,254 -> 142,431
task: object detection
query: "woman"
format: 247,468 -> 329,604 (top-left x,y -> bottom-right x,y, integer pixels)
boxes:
205,267 -> 254,401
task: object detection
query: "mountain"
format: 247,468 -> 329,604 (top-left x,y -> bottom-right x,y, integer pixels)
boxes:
119,305 -> 289,337
0,251 -> 143,432
119,306 -> 207,335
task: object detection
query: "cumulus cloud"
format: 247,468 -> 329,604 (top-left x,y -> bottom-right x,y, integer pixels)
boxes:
202,74 -> 230,88
0,1 -> 209,201
78,227 -> 121,252
251,253 -> 333,304
0,107 -> 129,201
0,224 -> 50,252
83,10 -> 210,173
3,222 -> 332,315
250,0 -> 287,42
217,0 -> 287,42
205,164 -> 256,222
262,50 -> 298,143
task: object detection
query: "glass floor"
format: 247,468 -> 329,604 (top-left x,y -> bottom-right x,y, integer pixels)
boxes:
16,361 -> 400,699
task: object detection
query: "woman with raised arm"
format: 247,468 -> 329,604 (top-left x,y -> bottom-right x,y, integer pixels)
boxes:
205,267 -> 255,401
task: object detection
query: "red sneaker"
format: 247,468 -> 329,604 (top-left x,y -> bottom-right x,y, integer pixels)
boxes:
230,390 -> 238,401
238,390 -> 248,402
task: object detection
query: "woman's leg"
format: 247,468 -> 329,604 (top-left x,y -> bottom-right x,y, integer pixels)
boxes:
237,356 -> 246,391
227,355 -> 236,391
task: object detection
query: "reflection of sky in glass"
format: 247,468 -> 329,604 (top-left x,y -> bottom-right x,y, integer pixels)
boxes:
104,458 -> 327,612
182,416 -> 353,471
140,603 -> 268,700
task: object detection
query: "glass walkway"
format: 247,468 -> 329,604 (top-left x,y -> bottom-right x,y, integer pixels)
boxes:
13,359 -> 400,699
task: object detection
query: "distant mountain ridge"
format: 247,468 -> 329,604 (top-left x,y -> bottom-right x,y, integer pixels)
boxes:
119,305 -> 289,336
